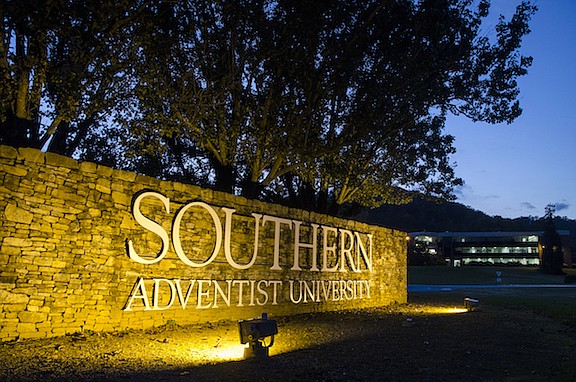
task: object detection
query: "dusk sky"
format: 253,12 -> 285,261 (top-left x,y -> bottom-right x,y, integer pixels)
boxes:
444,0 -> 576,220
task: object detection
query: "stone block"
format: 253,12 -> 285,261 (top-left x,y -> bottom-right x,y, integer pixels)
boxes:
96,164 -> 113,177
0,290 -> 30,304
45,152 -> 78,169
0,145 -> 18,159
51,223 -> 69,231
51,260 -> 69,269
79,161 -> 98,173
2,236 -> 32,248
113,169 -> 137,182
111,191 -> 131,206
96,182 -> 111,194
53,273 -> 71,283
32,257 -> 54,267
51,189 -> 86,204
20,330 -> 47,339
0,245 -> 21,258
18,147 -> 45,163
0,164 -> 27,177
87,208 -> 101,217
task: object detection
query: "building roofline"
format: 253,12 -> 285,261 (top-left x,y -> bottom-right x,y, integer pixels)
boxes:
409,230 -> 570,237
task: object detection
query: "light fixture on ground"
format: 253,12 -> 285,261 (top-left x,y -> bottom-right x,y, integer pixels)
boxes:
464,297 -> 479,311
238,312 -> 278,360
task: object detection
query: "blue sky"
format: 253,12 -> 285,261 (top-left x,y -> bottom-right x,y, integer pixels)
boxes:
444,0 -> 576,220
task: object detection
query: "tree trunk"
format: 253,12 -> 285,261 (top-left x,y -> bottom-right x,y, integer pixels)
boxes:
316,188 -> 329,214
240,178 -> 263,200
0,111 -> 41,148
46,121 -> 70,155
211,159 -> 235,194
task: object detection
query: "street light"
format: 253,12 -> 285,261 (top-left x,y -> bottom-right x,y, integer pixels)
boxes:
464,297 -> 479,311
238,313 -> 278,360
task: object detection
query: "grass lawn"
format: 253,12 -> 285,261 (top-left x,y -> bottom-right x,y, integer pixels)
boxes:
408,266 -> 576,380
408,266 -> 576,329
408,265 -> 576,285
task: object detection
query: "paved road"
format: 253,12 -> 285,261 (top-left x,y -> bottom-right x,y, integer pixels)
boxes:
408,284 -> 576,292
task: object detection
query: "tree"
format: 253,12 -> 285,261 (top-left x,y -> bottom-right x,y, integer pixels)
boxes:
2,1 -> 537,216
540,204 -> 565,275
292,0 -> 536,212
0,0 -> 147,155
121,0 -> 536,213
121,0 -> 332,194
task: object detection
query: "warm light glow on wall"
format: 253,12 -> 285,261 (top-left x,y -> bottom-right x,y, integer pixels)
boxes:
12,303 -> 471,378
185,304 -> 469,362
208,344 -> 246,362
412,306 -> 468,315
182,338 -> 247,363
442,307 -> 469,314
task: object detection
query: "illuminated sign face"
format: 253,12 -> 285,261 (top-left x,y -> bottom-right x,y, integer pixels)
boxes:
123,191 -> 374,311
126,191 -> 373,272
124,277 -> 372,311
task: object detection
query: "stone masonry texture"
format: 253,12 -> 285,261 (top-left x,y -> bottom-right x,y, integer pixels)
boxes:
0,145 -> 407,341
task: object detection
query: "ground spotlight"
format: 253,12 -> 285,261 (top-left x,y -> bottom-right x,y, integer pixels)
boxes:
238,313 -> 278,360
464,297 -> 479,311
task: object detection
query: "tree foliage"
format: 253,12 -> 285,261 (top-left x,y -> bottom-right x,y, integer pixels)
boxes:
540,205 -> 565,275
1,0 -> 537,215
0,0 -> 147,155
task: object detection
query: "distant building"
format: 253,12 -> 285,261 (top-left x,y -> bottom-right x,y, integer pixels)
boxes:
408,231 -> 572,267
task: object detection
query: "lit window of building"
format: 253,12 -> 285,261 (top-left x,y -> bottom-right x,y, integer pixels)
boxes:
407,231 -> 571,267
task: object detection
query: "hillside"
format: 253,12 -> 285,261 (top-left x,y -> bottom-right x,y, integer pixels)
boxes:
359,196 -> 576,251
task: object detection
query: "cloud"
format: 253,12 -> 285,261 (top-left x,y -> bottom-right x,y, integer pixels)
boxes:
452,184 -> 469,198
454,184 -> 501,202
520,202 -> 537,211
554,202 -> 570,212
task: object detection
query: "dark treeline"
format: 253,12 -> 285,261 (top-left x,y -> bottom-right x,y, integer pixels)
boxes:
1,0 -> 536,215
363,196 -> 576,251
